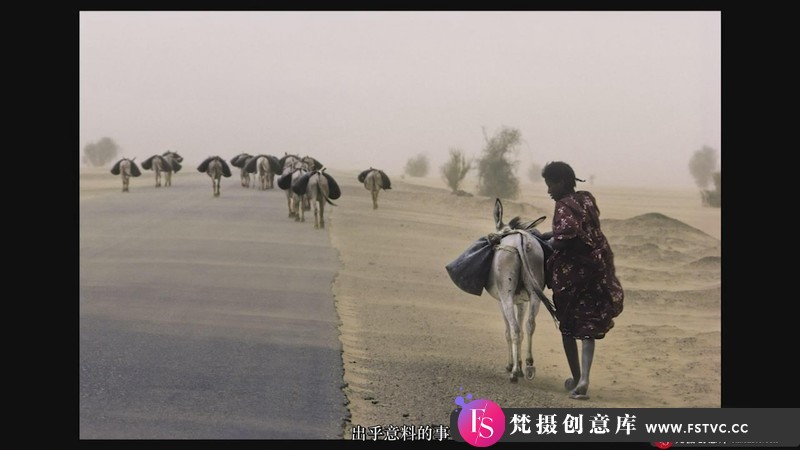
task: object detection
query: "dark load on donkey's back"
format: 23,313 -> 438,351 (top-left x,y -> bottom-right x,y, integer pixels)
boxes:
445,237 -> 495,296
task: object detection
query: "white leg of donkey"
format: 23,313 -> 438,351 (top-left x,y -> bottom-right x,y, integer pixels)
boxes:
285,189 -> 295,217
294,194 -> 305,222
312,191 -> 322,229
524,288 -> 541,379
121,162 -> 130,192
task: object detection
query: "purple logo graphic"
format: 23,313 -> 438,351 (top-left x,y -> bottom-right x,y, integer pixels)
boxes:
455,393 -> 505,447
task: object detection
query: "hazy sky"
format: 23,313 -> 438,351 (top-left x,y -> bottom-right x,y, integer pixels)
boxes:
79,11 -> 720,188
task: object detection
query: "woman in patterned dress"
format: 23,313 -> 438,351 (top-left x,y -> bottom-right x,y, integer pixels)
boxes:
539,161 -> 624,400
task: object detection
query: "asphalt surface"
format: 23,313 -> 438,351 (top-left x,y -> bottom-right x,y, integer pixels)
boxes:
79,172 -> 347,439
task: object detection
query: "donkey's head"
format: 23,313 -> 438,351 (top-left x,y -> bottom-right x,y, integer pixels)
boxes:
494,198 -> 547,233
302,156 -> 322,171
163,150 -> 184,162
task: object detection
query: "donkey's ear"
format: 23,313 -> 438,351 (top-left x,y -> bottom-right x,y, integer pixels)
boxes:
493,198 -> 504,230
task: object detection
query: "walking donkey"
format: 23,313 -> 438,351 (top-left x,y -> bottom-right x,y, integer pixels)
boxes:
358,168 -> 391,209
197,156 -> 232,197
230,153 -> 254,188
109,157 -> 142,192
446,198 -> 557,383
277,154 -> 312,221
141,150 -> 183,187
244,154 -> 281,190
292,168 -> 341,229
296,156 -> 323,213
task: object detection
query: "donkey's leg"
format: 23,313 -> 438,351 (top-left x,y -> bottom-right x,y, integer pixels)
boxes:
287,193 -> 295,217
502,309 -> 514,373
372,190 -> 379,209
525,298 -> 539,380
156,171 -> 161,187
294,196 -> 303,222
165,171 -> 171,187
319,201 -> 325,229
516,302 -> 533,379
498,296 -> 523,383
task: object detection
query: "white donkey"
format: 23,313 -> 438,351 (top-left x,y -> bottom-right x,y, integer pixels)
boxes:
197,156 -> 232,197
484,198 -> 556,383
358,167 -> 391,209
245,154 -> 281,190
277,155 -> 312,221
110,157 -> 141,192
294,168 -> 340,229
230,153 -> 253,188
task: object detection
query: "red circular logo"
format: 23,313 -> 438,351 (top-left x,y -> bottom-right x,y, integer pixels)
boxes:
653,442 -> 673,449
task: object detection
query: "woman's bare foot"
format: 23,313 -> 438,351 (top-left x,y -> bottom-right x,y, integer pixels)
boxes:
569,381 -> 590,400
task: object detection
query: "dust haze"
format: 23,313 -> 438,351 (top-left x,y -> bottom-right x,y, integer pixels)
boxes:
80,11 -> 721,188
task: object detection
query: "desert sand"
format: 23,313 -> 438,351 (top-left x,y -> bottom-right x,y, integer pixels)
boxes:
325,170 -> 720,438
81,166 -> 721,439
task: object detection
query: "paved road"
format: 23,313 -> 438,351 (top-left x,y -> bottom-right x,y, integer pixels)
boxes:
79,172 -> 347,439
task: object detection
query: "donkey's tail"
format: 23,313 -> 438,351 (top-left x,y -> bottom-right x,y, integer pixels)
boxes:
515,232 -> 558,328
317,173 -> 337,206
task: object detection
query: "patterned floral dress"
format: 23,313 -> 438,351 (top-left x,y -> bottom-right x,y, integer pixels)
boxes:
547,191 -> 624,339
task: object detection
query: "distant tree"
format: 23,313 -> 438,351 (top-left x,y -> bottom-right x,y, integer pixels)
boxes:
404,153 -> 429,177
527,162 -> 543,183
688,145 -> 718,189
82,137 -> 120,167
476,126 -> 521,199
701,171 -> 721,208
689,145 -> 721,208
440,147 -> 472,193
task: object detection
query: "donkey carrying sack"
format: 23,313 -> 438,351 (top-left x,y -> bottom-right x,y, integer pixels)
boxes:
446,214 -> 552,297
